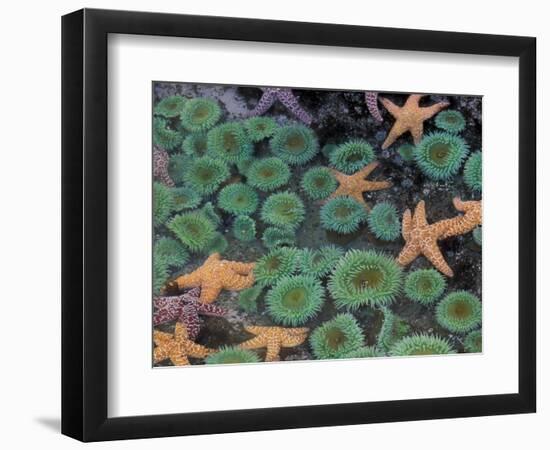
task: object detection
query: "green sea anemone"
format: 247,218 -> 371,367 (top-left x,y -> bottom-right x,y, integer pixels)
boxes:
167,211 -> 217,253
299,245 -> 344,278
389,334 -> 455,356
261,191 -> 306,230
238,285 -> 263,313
473,226 -> 482,246
246,157 -> 291,192
205,346 -> 260,365
397,143 -> 416,162
244,116 -> 278,142
153,116 -> 183,151
436,291 -> 482,333
320,196 -> 367,234
404,269 -> 446,305
168,153 -> 190,184
154,95 -> 186,117
232,215 -> 256,242
236,158 -> 254,176
153,254 -> 169,295
367,202 -> 400,241
261,227 -> 296,249
300,167 -> 338,200
266,275 -> 325,326
435,110 -> 466,133
343,346 -> 383,359
181,132 -> 209,158
180,98 -> 221,132
329,250 -> 403,310
217,183 -> 259,215
204,232 -> 228,255
321,143 -> 338,159
329,139 -> 375,174
414,132 -> 469,180
463,329 -> 482,353
270,124 -> 319,165
254,247 -> 300,287
463,151 -> 482,192
310,313 -> 364,360
153,182 -> 174,226
207,122 -> 253,163
153,237 -> 189,268
200,201 -> 222,227
183,156 -> 230,195
375,307 -> 395,352
171,185 -> 202,211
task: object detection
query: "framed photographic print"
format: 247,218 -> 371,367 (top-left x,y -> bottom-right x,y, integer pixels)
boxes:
62,8 -> 536,442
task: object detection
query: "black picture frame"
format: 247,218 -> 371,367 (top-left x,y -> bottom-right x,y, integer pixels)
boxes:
62,8 -> 536,442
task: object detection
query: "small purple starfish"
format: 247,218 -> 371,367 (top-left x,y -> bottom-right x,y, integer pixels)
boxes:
246,87 -> 313,125
153,288 -> 226,339
365,92 -> 383,123
153,145 -> 175,187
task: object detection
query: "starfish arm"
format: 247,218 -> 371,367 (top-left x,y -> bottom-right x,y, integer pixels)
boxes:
379,97 -> 402,118
153,346 -> 170,364
174,272 -> 202,290
169,353 -> 190,366
349,191 -> 368,206
396,242 -> 421,267
381,121 -> 409,149
410,122 -> 424,145
278,89 -> 313,125
265,338 -> 282,362
199,284 -> 222,304
152,298 -> 180,326
179,305 -> 201,340
281,333 -> 308,347
225,272 -> 255,291
185,342 -> 211,359
153,147 -> 175,187
239,336 -> 267,350
423,242 -> 454,277
406,94 -> 424,107
419,101 -> 449,120
247,89 -> 277,116
244,325 -> 268,334
227,261 -> 256,273
197,302 -> 226,317
365,92 -> 383,123
358,161 -> 380,178
402,209 -> 412,240
412,201 -> 428,228
364,180 -> 392,191
153,331 -> 174,346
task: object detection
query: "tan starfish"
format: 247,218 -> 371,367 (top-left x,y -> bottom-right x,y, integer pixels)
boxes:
329,162 -> 392,208
239,326 -> 309,362
379,94 -> 449,149
169,253 -> 256,304
397,197 -> 482,277
153,322 -> 213,366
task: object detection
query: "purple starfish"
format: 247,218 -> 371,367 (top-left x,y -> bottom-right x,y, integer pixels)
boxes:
246,87 -> 313,125
153,145 -> 175,187
365,92 -> 383,123
153,288 -> 226,339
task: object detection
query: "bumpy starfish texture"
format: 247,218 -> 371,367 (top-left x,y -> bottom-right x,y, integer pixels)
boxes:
239,325 -> 309,362
365,92 -> 383,123
397,197 -> 482,277
329,162 -> 392,208
170,253 -> 256,304
153,322 -> 212,366
379,94 -> 449,149
153,288 -> 226,340
246,88 -> 313,125
153,146 -> 175,187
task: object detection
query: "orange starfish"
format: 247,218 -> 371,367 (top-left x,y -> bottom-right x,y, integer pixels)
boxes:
170,253 -> 255,304
239,326 -> 309,362
379,94 -> 449,149
153,322 -> 213,366
329,162 -> 392,208
397,197 -> 482,277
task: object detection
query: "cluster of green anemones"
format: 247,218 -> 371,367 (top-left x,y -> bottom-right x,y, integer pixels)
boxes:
329,250 -> 402,310
153,116 -> 183,151
171,185 -> 202,211
300,167 -> 338,200
463,151 -> 482,192
244,117 -> 278,142
261,191 -> 306,230
232,215 -> 256,242
320,196 -> 367,234
167,211 -> 217,253
180,98 -> 221,132
181,132 -> 209,158
217,183 -> 259,215
266,275 -> 325,326
435,110 -> 466,133
404,269 -> 446,305
183,156 -> 230,195
246,157 -> 291,192
299,246 -> 344,278
205,346 -> 260,365
414,132 -> 469,180
207,122 -> 253,163
367,202 -> 400,241
389,334 -> 455,356
261,227 -> 296,249
254,247 -> 300,287
310,313 -> 364,359
329,139 -> 375,174
270,124 -> 319,165
153,182 -> 174,226
436,291 -> 482,333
